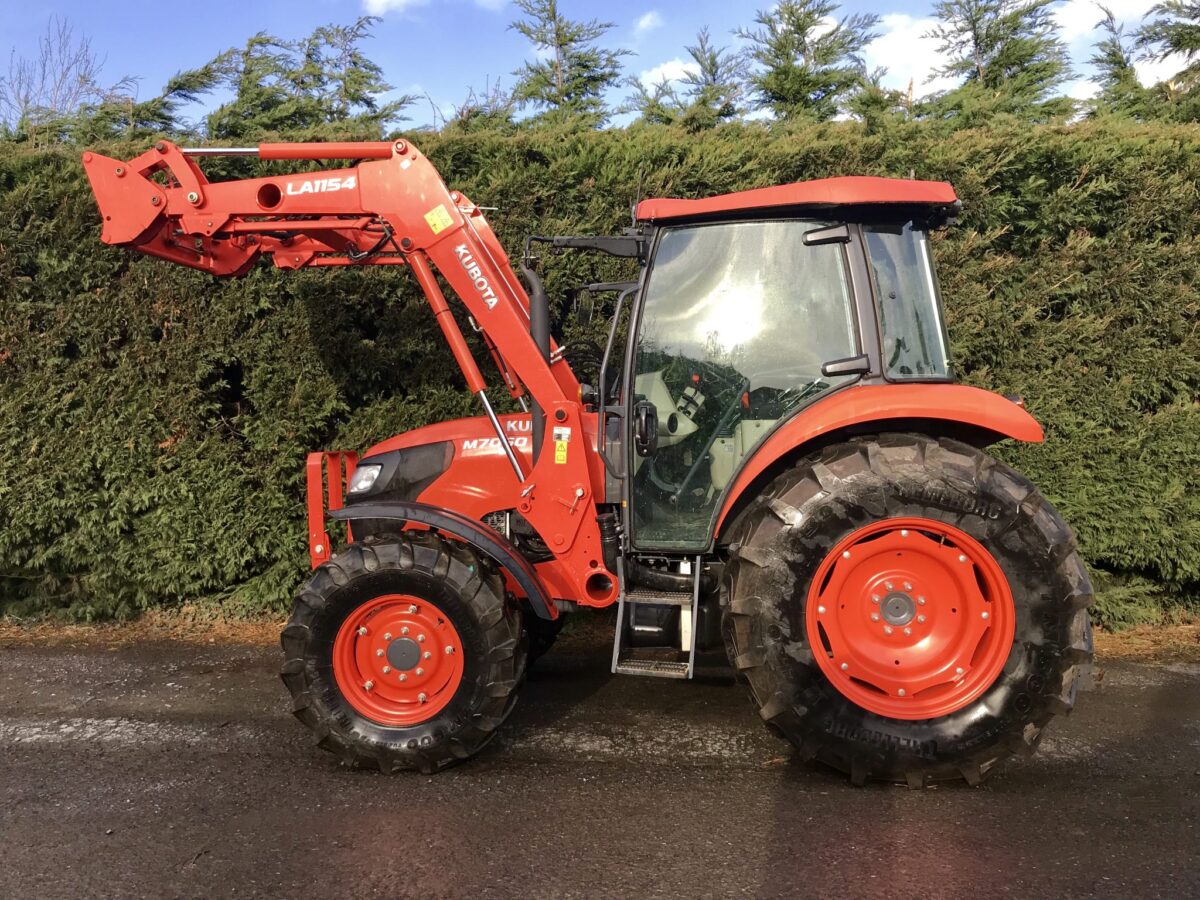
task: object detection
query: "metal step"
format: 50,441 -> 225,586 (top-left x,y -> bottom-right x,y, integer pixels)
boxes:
625,588 -> 693,607
614,656 -> 691,679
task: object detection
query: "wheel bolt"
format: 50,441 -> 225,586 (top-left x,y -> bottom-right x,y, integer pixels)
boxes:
840,663 -> 849,671
817,605 -> 826,614
955,667 -> 964,675
399,673 -> 407,682
885,581 -> 894,591
423,651 -> 432,659
872,595 -> 880,604
408,604 -> 418,613
917,597 -> 926,605
364,680 -> 374,690
416,667 -> 424,676
384,632 -> 392,641
418,634 -> 426,643
884,626 -> 894,635
357,627 -> 368,636
917,615 -> 926,623
904,582 -> 913,591
444,645 -> 454,655
401,626 -> 409,635
900,529 -> 909,537
382,666 -> 391,674
871,613 -> 880,621
376,649 -> 384,657
959,554 -> 968,563
842,550 -> 851,559
898,688 -> 906,697
418,692 -> 427,703
903,627 -> 912,635
981,611 -> 990,620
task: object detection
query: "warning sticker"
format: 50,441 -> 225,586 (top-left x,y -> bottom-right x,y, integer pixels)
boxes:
553,425 -> 571,464
424,204 -> 454,235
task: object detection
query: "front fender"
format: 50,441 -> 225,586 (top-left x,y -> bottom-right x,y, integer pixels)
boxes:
714,383 -> 1043,535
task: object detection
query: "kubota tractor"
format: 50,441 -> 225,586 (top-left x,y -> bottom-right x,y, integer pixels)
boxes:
83,138 -> 1093,785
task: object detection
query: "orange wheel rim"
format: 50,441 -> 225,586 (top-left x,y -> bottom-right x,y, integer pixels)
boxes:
805,517 -> 1015,720
332,594 -> 465,726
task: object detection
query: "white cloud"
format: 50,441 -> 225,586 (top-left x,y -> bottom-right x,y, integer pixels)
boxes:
1064,77 -> 1101,100
363,0 -> 428,13
640,58 -> 701,88
1135,50 -> 1193,86
636,11 -> 663,34
1052,0 -> 1157,43
862,14 -> 960,98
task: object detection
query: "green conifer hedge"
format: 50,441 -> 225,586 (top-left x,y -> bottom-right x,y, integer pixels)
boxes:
1,119 -> 1196,623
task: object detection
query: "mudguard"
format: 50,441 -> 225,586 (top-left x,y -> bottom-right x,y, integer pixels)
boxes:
714,383 -> 1044,535
329,500 -> 557,620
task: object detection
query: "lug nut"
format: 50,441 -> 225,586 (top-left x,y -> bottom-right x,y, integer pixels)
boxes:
418,692 -> 427,703
416,667 -> 424,676
900,529 -> 909,537
817,605 -> 826,614
885,581 -> 894,591
409,604 -> 418,613
917,596 -> 926,605
871,613 -> 881,622
898,688 -> 906,697
357,626 -> 368,636
982,611 -> 990,620
955,667 -> 964,675
376,649 -> 384,657
917,615 -> 926,623
186,191 -> 200,204
401,626 -> 409,635
418,634 -> 426,643
840,663 -> 849,671
423,651 -> 432,660
872,595 -> 881,604
842,550 -> 851,559
903,627 -> 912,636
399,673 -> 408,682
384,632 -> 392,641
904,582 -> 913,591
959,554 -> 968,563
444,645 -> 454,655
364,680 -> 374,690
884,626 -> 894,635
382,666 -> 391,674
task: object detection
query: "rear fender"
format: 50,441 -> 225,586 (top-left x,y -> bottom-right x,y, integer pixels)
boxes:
714,383 -> 1043,537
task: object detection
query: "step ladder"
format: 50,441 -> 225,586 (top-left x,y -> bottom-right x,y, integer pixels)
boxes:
611,557 -> 702,680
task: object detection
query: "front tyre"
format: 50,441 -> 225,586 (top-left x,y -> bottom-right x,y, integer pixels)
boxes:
281,533 -> 526,774
723,434 -> 1093,787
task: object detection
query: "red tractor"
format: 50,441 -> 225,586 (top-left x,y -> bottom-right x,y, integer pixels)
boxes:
83,139 -> 1093,785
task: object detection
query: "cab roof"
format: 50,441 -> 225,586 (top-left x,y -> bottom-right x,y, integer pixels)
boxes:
635,176 -> 958,223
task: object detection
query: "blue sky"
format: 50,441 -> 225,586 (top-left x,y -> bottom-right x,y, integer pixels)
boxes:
0,0 -> 1184,129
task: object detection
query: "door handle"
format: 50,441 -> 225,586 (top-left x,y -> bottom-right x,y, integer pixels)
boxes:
634,400 -> 658,457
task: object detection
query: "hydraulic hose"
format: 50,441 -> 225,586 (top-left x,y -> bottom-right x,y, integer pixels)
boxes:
519,250 -> 551,464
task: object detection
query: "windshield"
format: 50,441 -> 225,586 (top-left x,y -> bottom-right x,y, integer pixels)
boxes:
630,220 -> 859,550
864,222 -> 952,379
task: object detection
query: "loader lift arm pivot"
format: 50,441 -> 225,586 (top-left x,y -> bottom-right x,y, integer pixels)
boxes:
83,139 -> 617,613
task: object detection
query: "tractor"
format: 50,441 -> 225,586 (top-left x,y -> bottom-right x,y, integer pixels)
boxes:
82,138 -> 1093,786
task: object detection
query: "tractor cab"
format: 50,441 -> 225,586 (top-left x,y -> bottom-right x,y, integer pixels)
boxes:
617,178 -> 960,553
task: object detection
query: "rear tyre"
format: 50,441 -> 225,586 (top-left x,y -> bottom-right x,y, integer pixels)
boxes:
722,434 -> 1093,786
281,533 -> 526,774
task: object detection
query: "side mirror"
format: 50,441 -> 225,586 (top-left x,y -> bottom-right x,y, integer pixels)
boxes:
634,400 -> 658,457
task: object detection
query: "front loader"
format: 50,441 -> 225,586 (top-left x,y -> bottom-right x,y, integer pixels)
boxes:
83,138 -> 1093,785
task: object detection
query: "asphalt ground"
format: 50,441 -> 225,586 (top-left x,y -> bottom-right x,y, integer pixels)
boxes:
1,617 -> 1197,899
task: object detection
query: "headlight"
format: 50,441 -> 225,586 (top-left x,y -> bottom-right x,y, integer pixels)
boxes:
348,464 -> 382,495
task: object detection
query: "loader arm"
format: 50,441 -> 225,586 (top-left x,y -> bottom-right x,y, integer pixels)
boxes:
83,139 -> 614,611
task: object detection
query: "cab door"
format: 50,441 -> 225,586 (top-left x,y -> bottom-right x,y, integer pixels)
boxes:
627,219 -> 863,551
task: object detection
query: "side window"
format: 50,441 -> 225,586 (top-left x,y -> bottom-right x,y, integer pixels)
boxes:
864,223 -> 952,379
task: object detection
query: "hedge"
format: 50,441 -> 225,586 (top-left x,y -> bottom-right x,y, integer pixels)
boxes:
0,118 -> 1197,623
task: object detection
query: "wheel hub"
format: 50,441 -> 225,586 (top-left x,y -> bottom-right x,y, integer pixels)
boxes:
332,594 -> 465,726
880,592 -> 916,626
386,637 -> 422,671
805,517 -> 1016,720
